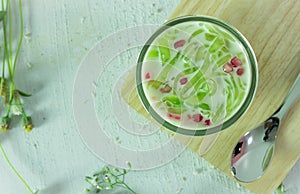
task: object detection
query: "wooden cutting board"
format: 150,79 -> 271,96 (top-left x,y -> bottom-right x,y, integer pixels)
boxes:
121,0 -> 300,193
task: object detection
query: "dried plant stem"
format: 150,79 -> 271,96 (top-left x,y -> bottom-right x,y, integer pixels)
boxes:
0,143 -> 35,194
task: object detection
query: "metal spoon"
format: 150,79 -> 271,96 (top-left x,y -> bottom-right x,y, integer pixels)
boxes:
230,74 -> 300,182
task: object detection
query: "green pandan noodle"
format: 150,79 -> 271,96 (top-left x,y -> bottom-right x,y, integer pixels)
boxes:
208,37 -> 224,53
199,103 -> 211,111
157,37 -> 171,63
162,94 -> 186,114
147,47 -> 159,58
179,70 -> 206,99
188,29 -> 204,42
148,52 -> 180,89
173,67 -> 199,94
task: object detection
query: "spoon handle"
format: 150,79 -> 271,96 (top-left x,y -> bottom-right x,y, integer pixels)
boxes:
275,74 -> 300,120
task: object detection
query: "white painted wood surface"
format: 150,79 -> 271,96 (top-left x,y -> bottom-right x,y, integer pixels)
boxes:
0,0 -> 298,193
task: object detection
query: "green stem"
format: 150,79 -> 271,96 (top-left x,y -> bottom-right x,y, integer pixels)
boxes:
0,144 -> 35,194
2,0 -> 14,80
8,0 -> 13,69
5,82 -> 15,117
13,0 -> 23,74
2,51 -> 5,78
1,0 -> 5,78
119,182 -> 136,194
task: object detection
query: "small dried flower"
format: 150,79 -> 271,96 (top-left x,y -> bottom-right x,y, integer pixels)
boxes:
85,163 -> 136,194
0,116 -> 10,132
11,104 -> 23,115
22,116 -> 34,132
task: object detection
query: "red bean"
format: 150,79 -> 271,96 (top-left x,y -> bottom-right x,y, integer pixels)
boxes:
223,62 -> 233,73
204,119 -> 211,126
180,77 -> 188,85
231,57 -> 242,67
145,72 -> 151,79
174,39 -> 186,49
192,114 -> 203,123
237,68 -> 244,76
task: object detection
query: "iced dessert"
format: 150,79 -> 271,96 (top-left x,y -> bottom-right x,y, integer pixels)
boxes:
137,16 -> 257,135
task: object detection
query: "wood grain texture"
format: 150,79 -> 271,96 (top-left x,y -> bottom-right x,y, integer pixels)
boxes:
122,0 -> 300,193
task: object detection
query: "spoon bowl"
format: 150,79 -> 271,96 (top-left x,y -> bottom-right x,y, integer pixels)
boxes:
231,74 -> 300,182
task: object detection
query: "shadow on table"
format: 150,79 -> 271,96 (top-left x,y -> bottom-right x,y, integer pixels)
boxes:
40,180 -> 66,194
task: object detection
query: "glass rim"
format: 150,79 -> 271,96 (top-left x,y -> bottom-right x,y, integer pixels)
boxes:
136,15 -> 258,136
